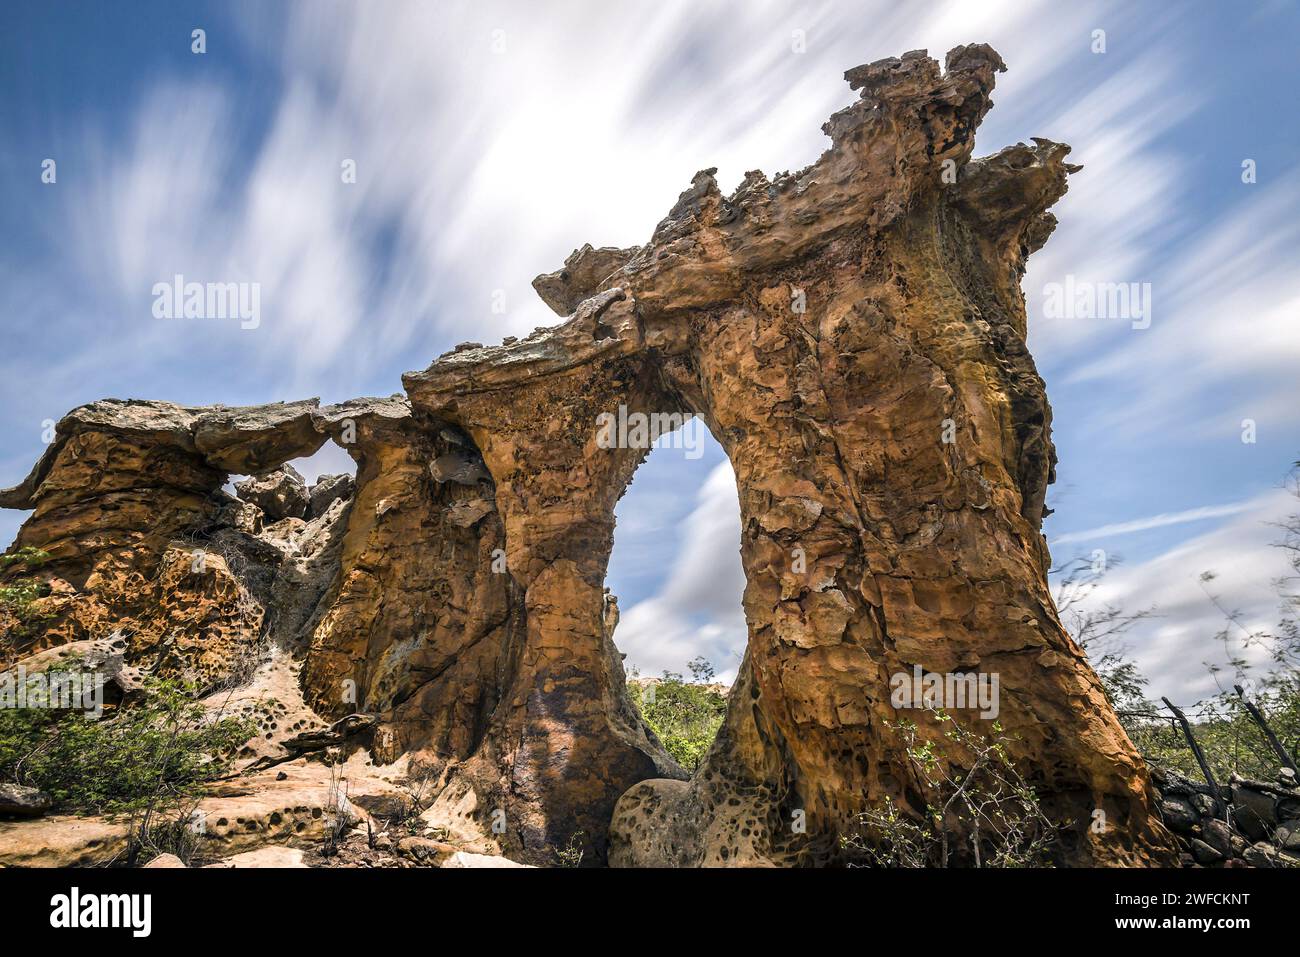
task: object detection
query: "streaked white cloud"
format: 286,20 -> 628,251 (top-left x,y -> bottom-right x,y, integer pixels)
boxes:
14,0 -> 1137,398
1025,55 -> 1196,358
614,460 -> 747,683
1061,488 -> 1297,702
1051,501 -> 1255,546
1056,173 -> 1300,439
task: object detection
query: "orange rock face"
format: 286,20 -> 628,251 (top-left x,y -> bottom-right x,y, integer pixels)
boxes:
1,45 -> 1173,866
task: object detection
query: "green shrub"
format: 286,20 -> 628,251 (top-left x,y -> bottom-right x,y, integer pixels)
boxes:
1113,677 -> 1299,784
627,658 -> 727,772
0,668 -> 256,814
0,546 -> 51,574
0,547 -> 53,629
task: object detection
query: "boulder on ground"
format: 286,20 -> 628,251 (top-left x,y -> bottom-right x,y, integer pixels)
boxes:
204,846 -> 308,868
0,783 -> 52,817
1158,797 -> 1198,832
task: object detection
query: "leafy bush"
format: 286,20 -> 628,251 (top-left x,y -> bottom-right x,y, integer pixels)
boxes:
626,657 -> 727,772
0,547 -> 53,632
1109,677 -> 1299,784
0,546 -> 51,574
0,668 -> 256,814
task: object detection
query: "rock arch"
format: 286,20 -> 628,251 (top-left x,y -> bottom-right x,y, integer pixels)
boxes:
0,44 -> 1172,865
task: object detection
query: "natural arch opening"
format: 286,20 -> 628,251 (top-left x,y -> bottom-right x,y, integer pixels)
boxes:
606,420 -> 745,774
223,439 -> 358,520
0,509 -> 33,554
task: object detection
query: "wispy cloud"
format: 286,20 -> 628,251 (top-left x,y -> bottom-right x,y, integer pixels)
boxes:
6,0 -> 1136,402
1061,488 -> 1296,702
1060,173 -> 1300,442
1025,54 -> 1196,359
615,460 -> 747,683
1051,501 -> 1255,546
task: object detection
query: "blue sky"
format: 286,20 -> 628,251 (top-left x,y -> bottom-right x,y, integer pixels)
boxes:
2,1 -> 1297,701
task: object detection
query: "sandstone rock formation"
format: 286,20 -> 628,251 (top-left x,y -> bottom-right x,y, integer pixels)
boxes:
308,473 -> 355,520
0,44 -> 1174,867
235,465 -> 311,522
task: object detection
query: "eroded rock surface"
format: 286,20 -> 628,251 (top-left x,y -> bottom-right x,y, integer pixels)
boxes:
0,45 -> 1173,867
308,473 -> 355,519
236,465 -> 311,521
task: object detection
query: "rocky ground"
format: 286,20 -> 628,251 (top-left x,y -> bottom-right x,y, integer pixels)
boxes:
1152,766 -> 1300,868
0,749 -> 524,868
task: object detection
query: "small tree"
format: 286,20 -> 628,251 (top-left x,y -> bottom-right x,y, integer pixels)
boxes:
687,656 -> 715,684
